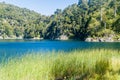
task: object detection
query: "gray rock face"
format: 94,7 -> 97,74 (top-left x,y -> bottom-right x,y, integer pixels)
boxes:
85,37 -> 114,42
118,38 -> 120,41
0,35 -> 23,39
85,38 -> 93,42
58,35 -> 68,40
0,36 -> 3,39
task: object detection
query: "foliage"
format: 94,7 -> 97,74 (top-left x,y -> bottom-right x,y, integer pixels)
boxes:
0,2 -> 47,39
0,0 -> 120,40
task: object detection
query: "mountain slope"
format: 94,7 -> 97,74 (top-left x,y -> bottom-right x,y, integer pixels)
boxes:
44,0 -> 120,41
0,1 -> 120,41
0,2 -> 47,39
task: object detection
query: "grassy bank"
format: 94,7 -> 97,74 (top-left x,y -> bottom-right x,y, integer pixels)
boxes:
0,49 -> 120,80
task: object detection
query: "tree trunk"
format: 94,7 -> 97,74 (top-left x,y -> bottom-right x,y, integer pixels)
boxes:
100,0 -> 103,22
100,8 -> 103,21
114,0 -> 117,17
104,22 -> 106,29
114,6 -> 117,17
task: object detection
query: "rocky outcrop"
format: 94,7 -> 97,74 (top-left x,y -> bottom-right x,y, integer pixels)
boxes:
85,37 -> 114,42
0,35 -> 23,39
85,33 -> 120,42
56,35 -> 68,40
0,36 -> 44,40
0,36 -> 3,39
85,38 -> 93,42
118,38 -> 120,41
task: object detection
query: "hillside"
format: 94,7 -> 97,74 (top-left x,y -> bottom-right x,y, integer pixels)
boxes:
44,0 -> 120,41
0,0 -> 120,41
0,2 -> 48,39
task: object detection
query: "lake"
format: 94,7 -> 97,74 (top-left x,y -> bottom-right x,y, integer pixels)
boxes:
0,40 -> 120,60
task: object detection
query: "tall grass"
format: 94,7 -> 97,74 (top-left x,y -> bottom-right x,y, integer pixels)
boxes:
0,49 -> 120,80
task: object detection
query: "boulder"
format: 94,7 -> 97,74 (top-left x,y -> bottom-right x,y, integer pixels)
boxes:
0,36 -> 3,39
59,35 -> 68,40
118,38 -> 120,42
85,38 -> 93,42
105,37 -> 114,42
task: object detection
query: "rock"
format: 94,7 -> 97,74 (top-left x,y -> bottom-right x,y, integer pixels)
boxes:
59,35 -> 68,40
2,35 -> 23,39
16,36 -> 23,39
4,36 -> 15,39
0,36 -> 3,39
105,37 -> 114,42
85,36 -> 115,42
118,38 -> 120,42
85,38 -> 99,42
92,38 -> 98,42
98,38 -> 104,42
85,38 -> 92,42
33,37 -> 40,39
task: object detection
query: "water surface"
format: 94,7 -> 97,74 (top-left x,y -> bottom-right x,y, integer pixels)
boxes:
0,40 -> 120,60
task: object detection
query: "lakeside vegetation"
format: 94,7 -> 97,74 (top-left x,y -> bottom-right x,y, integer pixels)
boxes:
0,0 -> 120,80
0,0 -> 120,40
0,49 -> 120,80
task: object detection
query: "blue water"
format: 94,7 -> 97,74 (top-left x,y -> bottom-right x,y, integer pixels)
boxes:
0,40 -> 120,60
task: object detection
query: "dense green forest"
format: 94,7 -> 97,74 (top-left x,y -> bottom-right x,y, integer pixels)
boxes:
0,0 -> 120,41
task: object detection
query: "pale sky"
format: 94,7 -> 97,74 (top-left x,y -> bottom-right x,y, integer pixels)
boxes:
0,0 -> 78,15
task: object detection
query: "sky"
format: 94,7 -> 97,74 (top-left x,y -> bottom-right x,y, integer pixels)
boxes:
0,0 -> 78,15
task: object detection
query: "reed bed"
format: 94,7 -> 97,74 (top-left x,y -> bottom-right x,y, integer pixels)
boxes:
0,49 -> 120,80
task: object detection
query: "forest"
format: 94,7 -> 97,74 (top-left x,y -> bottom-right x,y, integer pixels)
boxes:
0,0 -> 120,41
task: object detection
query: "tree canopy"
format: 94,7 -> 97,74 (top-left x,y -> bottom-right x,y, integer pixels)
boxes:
0,0 -> 120,40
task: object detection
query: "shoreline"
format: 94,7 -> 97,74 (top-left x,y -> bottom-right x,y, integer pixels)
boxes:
0,38 -> 120,42
0,36 -> 120,42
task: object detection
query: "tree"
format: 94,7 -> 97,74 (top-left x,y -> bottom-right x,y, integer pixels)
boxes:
113,18 -> 120,33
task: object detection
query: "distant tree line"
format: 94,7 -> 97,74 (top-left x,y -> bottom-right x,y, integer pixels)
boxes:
0,0 -> 120,40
